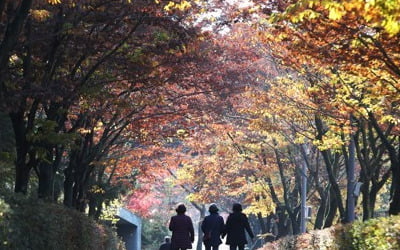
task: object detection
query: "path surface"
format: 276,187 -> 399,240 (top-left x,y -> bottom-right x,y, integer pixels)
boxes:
193,240 -> 242,250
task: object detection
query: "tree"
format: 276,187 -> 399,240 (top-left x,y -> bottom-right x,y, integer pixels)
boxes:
259,0 -> 400,215
1,0 -> 199,213
0,112 -> 15,193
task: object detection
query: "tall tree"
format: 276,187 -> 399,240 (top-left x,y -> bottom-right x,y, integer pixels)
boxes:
253,0 -> 400,215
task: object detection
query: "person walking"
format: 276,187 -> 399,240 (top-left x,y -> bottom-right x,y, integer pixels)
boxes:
223,203 -> 255,250
201,204 -> 225,250
169,204 -> 195,250
159,236 -> 171,250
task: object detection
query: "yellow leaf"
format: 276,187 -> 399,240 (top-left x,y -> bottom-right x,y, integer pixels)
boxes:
164,2 -> 175,11
383,17 -> 400,35
47,0 -> 61,4
328,7 -> 346,20
31,10 -> 51,22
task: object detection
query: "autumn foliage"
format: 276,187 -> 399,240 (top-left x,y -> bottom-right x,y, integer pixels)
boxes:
1,1 -> 400,248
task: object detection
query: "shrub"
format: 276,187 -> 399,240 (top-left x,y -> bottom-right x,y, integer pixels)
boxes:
349,216 -> 400,250
259,216 -> 400,250
0,194 -> 123,250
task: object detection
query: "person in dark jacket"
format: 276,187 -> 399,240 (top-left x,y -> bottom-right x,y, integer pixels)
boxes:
169,204 -> 195,250
159,236 -> 171,250
222,203 -> 254,250
201,204 -> 225,250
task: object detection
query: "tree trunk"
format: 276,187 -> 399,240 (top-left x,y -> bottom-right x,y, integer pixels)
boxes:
257,212 -> 267,234
0,0 -> 33,72
368,188 -> 377,218
273,144 -> 299,234
289,207 -> 300,235
276,207 -> 290,239
72,179 -> 79,208
77,180 -> 88,212
324,187 -> 338,227
361,181 -> 372,220
38,145 -> 60,200
88,195 -> 97,218
38,161 -> 53,199
10,111 -> 31,194
14,162 -> 31,194
315,115 -> 345,220
314,192 -> 327,229
368,113 -> 400,215
95,200 -> 103,220
196,205 -> 205,250
389,173 -> 400,215
63,165 -> 74,207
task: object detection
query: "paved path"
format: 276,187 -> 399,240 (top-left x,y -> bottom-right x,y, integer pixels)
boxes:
194,240 -> 247,250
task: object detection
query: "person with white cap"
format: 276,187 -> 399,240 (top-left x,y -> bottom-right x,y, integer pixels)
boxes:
159,236 -> 171,250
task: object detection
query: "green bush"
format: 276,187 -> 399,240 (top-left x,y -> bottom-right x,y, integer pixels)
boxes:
141,215 -> 170,250
259,216 -> 400,250
349,216 -> 400,250
0,194 -> 123,250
